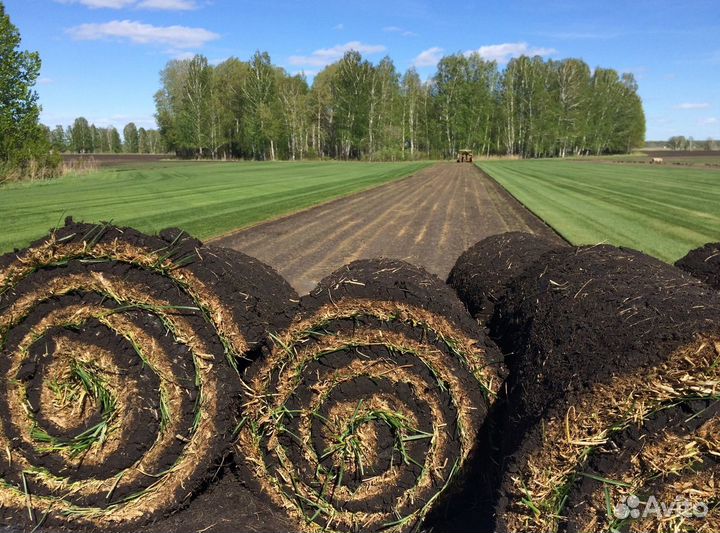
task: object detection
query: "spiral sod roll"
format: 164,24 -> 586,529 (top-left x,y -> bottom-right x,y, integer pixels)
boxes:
0,219 -> 297,530
489,245 -> 720,533
237,258 -> 505,533
447,232 -> 563,320
676,241 -> 720,290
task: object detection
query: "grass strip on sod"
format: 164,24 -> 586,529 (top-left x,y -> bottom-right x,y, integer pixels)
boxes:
479,160 -> 720,263
0,220 -> 296,530
487,245 -> 720,532
237,259 -> 505,533
0,161 -> 431,254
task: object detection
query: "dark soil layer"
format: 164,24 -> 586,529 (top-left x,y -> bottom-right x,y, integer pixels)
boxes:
157,227 -> 299,357
146,471 -> 296,533
0,219 -> 298,532
303,258 -> 488,339
675,241 -> 720,290
447,232 -> 563,320
0,468 -> 297,533
486,245 -> 720,531
491,245 -> 720,421
238,258 -> 504,532
2,220 -> 298,353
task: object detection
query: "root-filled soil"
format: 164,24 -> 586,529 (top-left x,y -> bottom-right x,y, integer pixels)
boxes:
676,241 -> 720,290
236,259 -> 505,532
0,219 -> 297,531
487,245 -> 720,532
447,231 -> 563,320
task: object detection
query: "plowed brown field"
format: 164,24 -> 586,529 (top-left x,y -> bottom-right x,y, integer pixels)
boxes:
213,162 -> 563,294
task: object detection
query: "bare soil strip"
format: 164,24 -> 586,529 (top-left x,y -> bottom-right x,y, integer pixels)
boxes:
213,163 -> 563,294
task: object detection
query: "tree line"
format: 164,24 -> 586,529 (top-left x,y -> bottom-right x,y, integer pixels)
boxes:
1,3 -> 167,182
1,0 -> 647,183
0,3 -> 59,180
155,50 -> 645,160
44,118 -> 166,154
666,136 -> 717,151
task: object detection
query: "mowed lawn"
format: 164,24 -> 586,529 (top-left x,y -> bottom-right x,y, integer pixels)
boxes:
480,160 -> 720,262
0,160 -> 430,253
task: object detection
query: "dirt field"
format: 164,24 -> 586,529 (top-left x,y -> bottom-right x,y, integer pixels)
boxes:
641,150 -> 720,158
213,163 -> 563,294
599,150 -> 720,169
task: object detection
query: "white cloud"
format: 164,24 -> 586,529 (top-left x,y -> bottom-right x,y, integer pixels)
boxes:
56,0 -> 135,8
699,117 -> 718,125
38,77 -> 55,85
676,102 -> 711,110
67,20 -> 220,49
413,46 -> 443,67
383,26 -> 418,37
56,0 -> 197,9
136,0 -> 197,9
333,23 -> 344,31
288,41 -> 387,67
466,42 -> 557,64
172,51 -> 196,60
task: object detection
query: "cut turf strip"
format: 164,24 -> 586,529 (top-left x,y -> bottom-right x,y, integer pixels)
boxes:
488,245 -> 720,533
0,219 -> 297,531
447,232 -> 563,320
237,258 -> 505,533
676,242 -> 720,290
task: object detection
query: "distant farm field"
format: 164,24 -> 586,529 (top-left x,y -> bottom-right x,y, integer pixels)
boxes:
479,160 -> 720,262
0,161 -> 430,253
589,150 -> 720,168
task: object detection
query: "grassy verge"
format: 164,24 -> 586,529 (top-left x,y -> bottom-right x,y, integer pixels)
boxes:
0,160 -> 431,253
479,160 -> 720,262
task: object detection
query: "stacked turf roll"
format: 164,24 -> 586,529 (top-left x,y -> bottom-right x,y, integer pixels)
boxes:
447,232 -> 562,320
489,245 -> 720,533
0,219 -> 297,531
237,258 -> 505,533
676,241 -> 720,290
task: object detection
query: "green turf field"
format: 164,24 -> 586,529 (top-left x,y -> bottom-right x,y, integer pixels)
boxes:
479,160 -> 720,262
0,161 -> 430,253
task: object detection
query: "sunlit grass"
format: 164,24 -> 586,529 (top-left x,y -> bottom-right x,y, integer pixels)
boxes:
0,160 -> 430,253
480,160 -> 720,262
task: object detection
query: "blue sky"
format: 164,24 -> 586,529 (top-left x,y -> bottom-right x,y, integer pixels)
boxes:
4,0 -> 719,140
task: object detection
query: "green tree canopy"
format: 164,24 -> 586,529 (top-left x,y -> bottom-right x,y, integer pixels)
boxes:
69,117 -> 93,153
0,2 -> 50,173
151,50 -> 646,161
123,122 -> 139,153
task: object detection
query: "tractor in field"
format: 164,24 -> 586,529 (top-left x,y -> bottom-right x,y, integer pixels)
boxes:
457,149 -> 473,163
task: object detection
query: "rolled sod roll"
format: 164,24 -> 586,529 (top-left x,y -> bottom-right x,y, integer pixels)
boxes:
489,245 -> 720,532
676,242 -> 720,290
237,258 -> 505,533
158,227 -> 300,356
0,219 -> 297,530
447,232 -> 561,320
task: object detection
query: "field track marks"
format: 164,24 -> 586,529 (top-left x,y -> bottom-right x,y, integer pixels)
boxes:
212,163 -> 563,294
